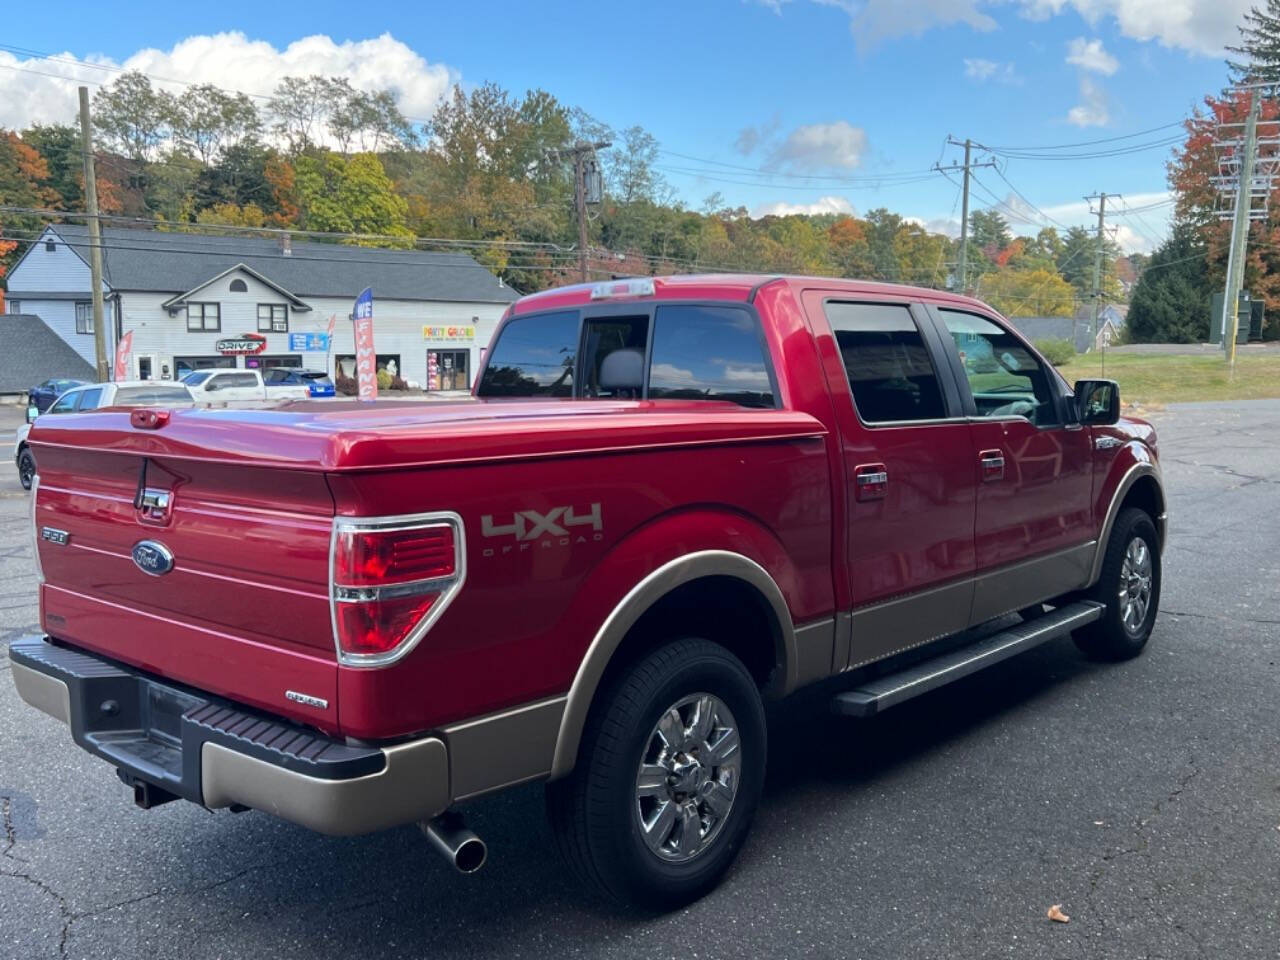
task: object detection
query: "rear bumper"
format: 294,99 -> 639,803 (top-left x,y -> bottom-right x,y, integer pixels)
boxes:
8,636 -> 450,835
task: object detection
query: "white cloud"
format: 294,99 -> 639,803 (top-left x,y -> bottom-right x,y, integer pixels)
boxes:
753,195 -> 855,217
755,0 -> 1254,57
1067,76 -> 1110,127
964,58 -> 1019,82
1066,37 -> 1119,74
768,121 -> 868,170
0,32 -> 456,131
907,215 -> 963,237
1019,0 -> 1253,56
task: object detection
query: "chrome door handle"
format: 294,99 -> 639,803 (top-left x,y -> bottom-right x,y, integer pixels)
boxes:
979,450 -> 1005,482
854,463 -> 889,501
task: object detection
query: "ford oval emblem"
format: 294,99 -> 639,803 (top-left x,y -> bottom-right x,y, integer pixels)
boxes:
131,540 -> 175,576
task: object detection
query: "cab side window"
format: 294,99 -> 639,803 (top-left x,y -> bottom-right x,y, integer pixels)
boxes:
823,301 -> 947,424
76,387 -> 104,410
477,311 -> 578,398
938,310 -> 1061,427
49,392 -> 80,414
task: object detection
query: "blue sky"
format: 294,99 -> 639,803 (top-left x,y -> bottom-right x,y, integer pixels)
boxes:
0,0 -> 1249,252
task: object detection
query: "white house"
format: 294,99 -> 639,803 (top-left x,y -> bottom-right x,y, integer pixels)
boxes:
5,224 -> 518,391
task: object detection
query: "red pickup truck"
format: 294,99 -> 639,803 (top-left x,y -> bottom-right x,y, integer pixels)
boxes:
10,274 -> 1165,908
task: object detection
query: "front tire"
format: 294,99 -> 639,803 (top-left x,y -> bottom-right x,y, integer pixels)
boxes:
547,637 -> 766,910
1075,507 -> 1161,660
17,448 -> 35,491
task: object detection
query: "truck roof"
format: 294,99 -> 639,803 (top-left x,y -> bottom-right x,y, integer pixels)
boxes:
510,274 -> 997,316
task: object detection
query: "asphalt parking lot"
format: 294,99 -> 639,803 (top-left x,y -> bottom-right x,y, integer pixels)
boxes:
2,400 -> 1278,959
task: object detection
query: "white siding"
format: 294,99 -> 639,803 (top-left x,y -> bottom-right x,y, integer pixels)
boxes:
7,228 -> 115,364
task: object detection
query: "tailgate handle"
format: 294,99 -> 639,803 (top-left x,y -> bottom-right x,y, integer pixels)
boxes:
138,489 -> 171,513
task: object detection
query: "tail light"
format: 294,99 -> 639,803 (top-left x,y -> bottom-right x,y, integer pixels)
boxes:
330,512 -> 465,667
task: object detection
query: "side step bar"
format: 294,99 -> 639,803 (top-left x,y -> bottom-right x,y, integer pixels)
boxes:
830,601 -> 1105,718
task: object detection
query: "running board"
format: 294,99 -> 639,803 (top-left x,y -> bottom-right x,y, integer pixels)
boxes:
830,601 -> 1105,718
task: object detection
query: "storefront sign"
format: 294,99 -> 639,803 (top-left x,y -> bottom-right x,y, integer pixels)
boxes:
353,287 -> 377,402
289,332 -> 331,352
216,333 -> 268,356
422,325 -> 476,342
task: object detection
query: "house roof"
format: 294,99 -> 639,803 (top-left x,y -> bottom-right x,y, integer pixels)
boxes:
39,224 -> 519,305
0,314 -> 97,393
1006,315 -> 1092,354
159,263 -> 312,311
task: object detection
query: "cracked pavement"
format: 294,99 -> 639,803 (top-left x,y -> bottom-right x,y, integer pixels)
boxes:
1,400 -> 1278,959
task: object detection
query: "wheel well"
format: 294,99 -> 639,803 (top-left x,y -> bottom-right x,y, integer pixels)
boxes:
599,575 -> 783,695
1120,475 -> 1164,541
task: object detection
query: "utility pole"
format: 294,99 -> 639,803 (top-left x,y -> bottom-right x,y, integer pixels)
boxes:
77,86 -> 108,382
1087,192 -> 1108,352
549,140 -> 611,282
1220,89 -> 1261,365
934,137 -> 996,295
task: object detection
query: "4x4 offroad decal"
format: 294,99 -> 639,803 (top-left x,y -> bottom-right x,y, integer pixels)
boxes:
480,503 -> 603,557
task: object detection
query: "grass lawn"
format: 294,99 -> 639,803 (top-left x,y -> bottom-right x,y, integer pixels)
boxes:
1056,351 -> 1280,405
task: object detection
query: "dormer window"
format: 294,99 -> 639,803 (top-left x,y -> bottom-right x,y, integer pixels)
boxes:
229,278 -> 248,293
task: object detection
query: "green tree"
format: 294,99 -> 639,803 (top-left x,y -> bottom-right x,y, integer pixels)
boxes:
980,267 -> 1076,317
20,124 -> 82,207
1228,0 -> 1280,82
268,76 -> 332,155
1056,225 -> 1121,299
970,209 -> 1012,251
1126,223 -> 1211,342
93,71 -> 173,161
195,141 -> 276,212
295,151 -> 411,242
170,84 -> 259,165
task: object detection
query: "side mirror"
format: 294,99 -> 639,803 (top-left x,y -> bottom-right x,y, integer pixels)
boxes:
26,406 -> 38,423
1074,379 -> 1120,425
204,382 -> 218,392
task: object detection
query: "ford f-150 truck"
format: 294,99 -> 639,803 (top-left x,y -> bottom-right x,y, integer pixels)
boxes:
10,274 -> 1165,909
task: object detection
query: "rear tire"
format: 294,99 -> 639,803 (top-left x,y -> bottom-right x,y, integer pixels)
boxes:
17,448 -> 35,491
547,637 -> 766,910
1074,508 -> 1161,661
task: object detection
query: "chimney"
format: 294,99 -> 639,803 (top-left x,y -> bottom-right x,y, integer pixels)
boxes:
279,233 -> 292,257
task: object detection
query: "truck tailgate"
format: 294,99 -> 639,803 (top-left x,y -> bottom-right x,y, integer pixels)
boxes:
31,436 -> 339,733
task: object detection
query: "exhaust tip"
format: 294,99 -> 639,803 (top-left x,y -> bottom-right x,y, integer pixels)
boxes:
454,837 -> 487,874
420,813 -> 487,874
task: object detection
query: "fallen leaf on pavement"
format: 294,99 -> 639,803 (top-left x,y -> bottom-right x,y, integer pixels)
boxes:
1047,904 -> 1070,924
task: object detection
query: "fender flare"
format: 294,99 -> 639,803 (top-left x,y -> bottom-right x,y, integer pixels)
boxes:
547,549 -> 796,780
1088,458 -> 1165,587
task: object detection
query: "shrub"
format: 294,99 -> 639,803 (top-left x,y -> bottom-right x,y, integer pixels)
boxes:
376,369 -> 393,390
1034,338 -> 1076,366
335,374 -> 358,396
390,375 -> 410,391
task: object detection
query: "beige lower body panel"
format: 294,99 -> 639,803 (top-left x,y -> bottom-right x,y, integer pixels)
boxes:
843,540 -> 1097,672
970,541 -> 1095,624
201,738 -> 450,837
441,696 -> 565,801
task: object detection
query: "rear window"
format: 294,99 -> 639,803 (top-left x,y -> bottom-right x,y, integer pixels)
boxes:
478,311 -> 578,398
824,301 -> 947,424
114,386 -> 193,405
648,305 -> 774,408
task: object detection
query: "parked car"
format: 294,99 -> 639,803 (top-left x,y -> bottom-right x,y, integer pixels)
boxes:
181,367 -> 310,402
26,378 -> 88,421
263,366 -> 337,397
9,275 -> 1165,909
14,380 -> 195,490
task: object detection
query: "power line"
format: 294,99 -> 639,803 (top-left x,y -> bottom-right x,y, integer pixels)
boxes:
982,120 -> 1186,153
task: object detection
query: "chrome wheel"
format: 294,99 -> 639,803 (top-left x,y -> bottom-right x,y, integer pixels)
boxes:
635,693 -> 741,863
1119,535 -> 1153,635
